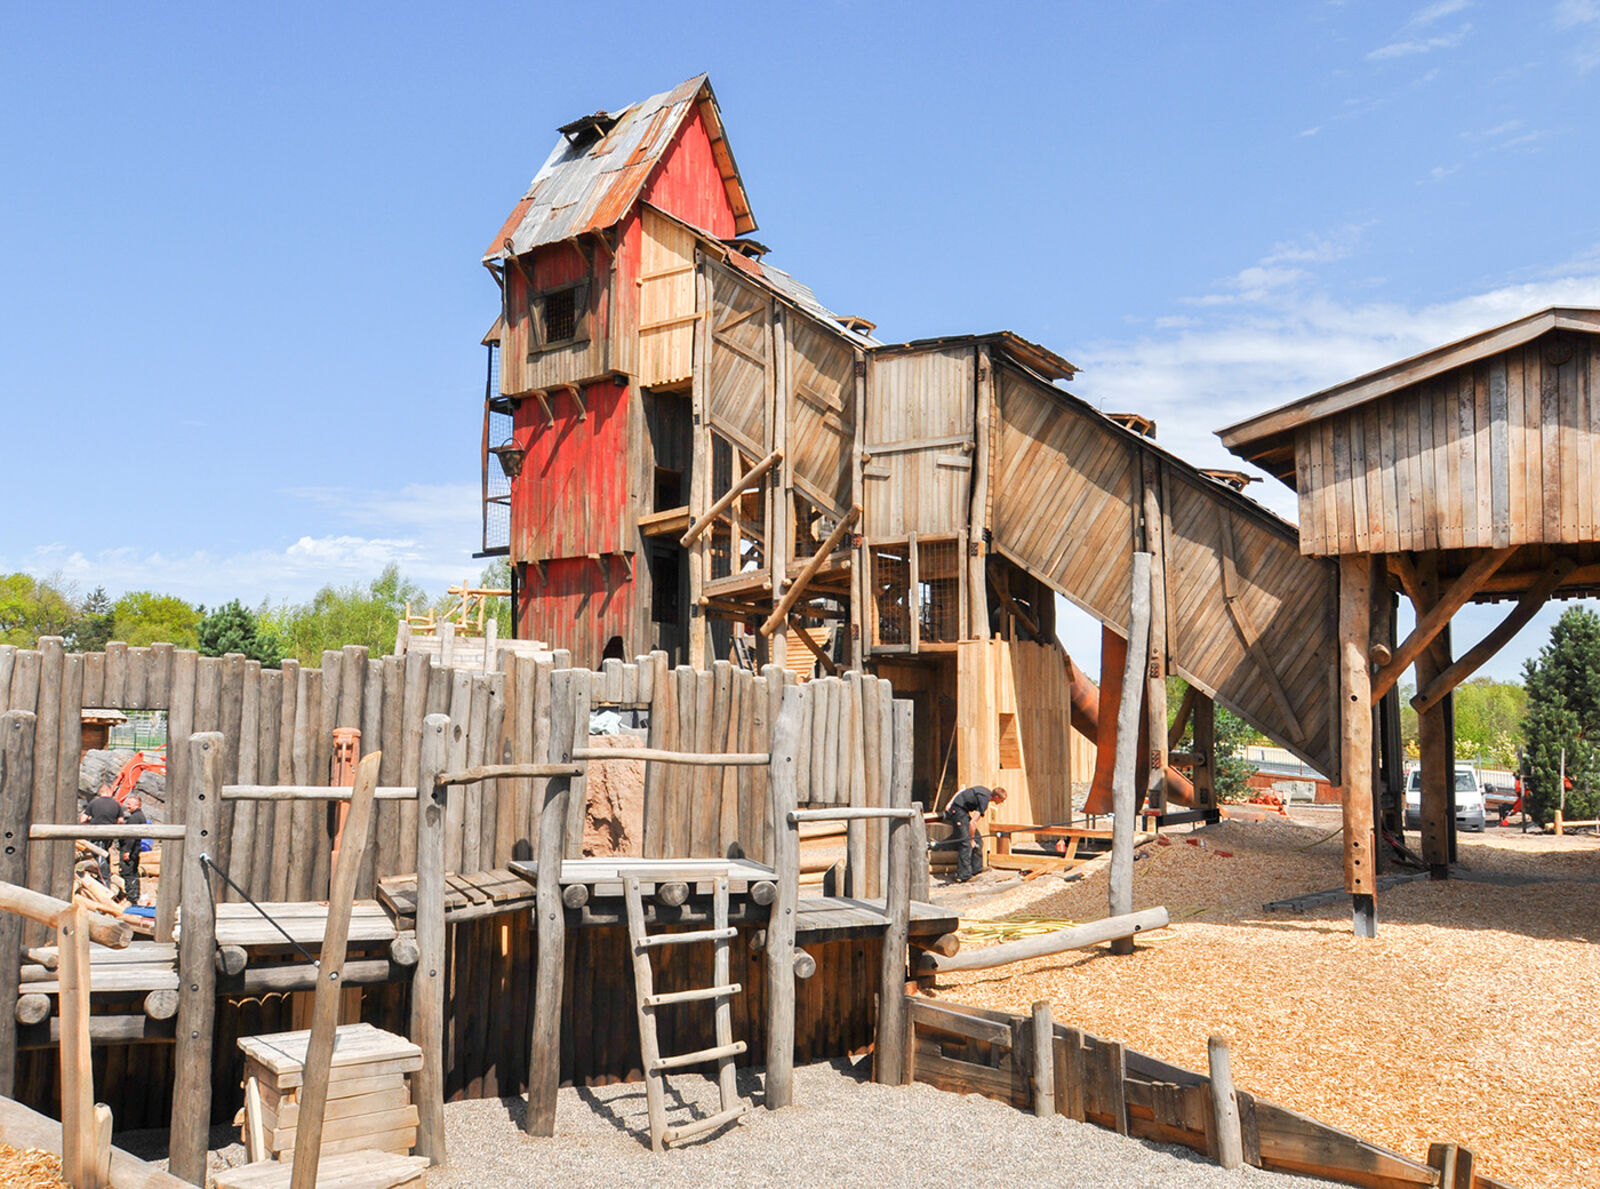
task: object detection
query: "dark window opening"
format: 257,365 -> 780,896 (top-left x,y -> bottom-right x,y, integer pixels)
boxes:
544,287 -> 577,342
654,467 -> 683,512
651,550 -> 682,624
602,635 -> 627,662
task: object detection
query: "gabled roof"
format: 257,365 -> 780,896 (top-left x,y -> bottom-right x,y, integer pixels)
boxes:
484,75 -> 755,263
1217,307 -> 1600,481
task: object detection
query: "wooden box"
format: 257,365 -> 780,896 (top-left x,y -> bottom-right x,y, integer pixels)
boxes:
236,1023 -> 423,1160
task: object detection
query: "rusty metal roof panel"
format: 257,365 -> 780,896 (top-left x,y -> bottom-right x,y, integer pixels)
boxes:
485,76 -> 753,262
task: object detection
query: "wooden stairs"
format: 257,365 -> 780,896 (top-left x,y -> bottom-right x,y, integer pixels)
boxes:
622,874 -> 748,1150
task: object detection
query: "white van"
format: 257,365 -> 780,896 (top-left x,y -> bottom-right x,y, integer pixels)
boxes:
1403,764 -> 1487,832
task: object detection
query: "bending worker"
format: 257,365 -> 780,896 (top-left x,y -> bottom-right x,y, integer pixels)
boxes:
943,785 -> 1006,882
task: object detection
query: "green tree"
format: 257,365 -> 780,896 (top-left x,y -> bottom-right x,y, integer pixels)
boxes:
264,564 -> 429,665
67,586 -> 116,653
1166,678 -> 1259,802
111,591 -> 201,648
0,572 -> 76,645
198,599 -> 283,667
479,558 -> 514,638
1521,606 -> 1600,824
1451,678 -> 1527,767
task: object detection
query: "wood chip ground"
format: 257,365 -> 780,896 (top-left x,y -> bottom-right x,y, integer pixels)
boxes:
933,810 -> 1600,1189
0,1143 -> 68,1189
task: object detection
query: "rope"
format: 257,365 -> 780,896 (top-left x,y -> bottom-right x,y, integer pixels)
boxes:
196,853 -> 320,967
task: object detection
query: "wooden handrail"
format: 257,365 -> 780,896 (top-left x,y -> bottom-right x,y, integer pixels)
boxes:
221,785 -> 417,801
31,824 -> 187,841
787,807 -> 918,824
0,882 -> 131,950
679,449 -> 782,547
573,748 -> 769,766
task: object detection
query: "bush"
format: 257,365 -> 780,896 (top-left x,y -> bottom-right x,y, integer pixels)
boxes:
1521,606 -> 1600,824
198,600 -> 283,667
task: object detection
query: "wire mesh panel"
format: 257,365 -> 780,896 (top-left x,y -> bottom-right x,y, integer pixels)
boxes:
872,545 -> 911,646
917,538 -> 962,643
483,342 -> 512,554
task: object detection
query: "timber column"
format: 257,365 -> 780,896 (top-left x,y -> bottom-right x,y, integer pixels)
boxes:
1338,556 -> 1377,938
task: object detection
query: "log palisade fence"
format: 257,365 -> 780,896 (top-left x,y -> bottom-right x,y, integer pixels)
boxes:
0,638 -> 908,1135
905,998 -> 1516,1189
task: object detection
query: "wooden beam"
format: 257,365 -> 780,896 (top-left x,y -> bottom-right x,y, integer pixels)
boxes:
1412,556 -> 1453,877
988,568 -> 1042,641
1338,556 -> 1377,938
1412,557 -> 1575,714
1214,505 -> 1306,743
1167,685 -> 1197,752
760,505 -> 861,636
680,449 -> 782,548
1477,559 -> 1600,595
1371,547 -> 1517,702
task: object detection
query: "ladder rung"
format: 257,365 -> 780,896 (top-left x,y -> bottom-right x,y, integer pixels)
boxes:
649,1041 -> 746,1073
664,1103 -> 749,1146
644,982 -> 742,1007
636,927 -> 737,949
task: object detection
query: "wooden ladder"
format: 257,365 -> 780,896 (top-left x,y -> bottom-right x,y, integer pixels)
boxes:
622,875 -> 748,1151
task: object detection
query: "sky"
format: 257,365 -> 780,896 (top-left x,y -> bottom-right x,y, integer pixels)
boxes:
4,1 -> 1600,680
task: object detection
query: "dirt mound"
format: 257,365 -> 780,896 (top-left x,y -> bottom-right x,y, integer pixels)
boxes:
582,733 -> 644,856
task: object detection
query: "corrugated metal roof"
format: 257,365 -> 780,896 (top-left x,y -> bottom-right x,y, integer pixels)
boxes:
485,76 -> 754,262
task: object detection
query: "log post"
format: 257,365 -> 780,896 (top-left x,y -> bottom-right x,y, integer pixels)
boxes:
0,710 -> 36,1097
872,699 -> 913,1085
1190,695 -> 1217,814
1339,555 -> 1378,938
1030,1000 -> 1055,1118
764,685 -> 803,1109
1413,555 -> 1454,877
1110,554 -> 1152,954
967,345 -> 994,639
169,732 -> 223,1185
1141,455 -> 1169,816
289,751 -> 381,1189
526,669 -> 580,1136
688,263 -> 710,668
1208,1033 -> 1243,1170
57,903 -> 100,1189
411,715 -> 449,1164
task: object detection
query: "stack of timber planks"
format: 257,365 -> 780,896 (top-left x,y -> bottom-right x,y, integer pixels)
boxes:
236,1024 -> 422,1161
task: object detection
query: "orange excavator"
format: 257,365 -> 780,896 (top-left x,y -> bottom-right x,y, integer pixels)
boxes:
105,751 -> 166,804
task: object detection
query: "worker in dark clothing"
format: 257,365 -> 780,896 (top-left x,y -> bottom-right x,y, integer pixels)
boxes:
943,785 -> 1007,882
120,794 -> 148,905
80,784 -> 122,889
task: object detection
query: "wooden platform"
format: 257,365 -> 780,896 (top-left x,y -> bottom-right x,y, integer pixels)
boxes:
205,902 -> 398,948
213,1151 -> 429,1189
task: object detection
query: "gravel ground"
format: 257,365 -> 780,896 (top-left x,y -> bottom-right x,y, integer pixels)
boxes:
422,1058 -> 1331,1189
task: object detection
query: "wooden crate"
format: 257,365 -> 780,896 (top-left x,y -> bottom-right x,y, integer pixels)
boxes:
237,1023 -> 423,1160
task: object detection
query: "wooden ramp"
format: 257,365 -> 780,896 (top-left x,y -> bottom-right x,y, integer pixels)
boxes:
989,359 -> 1341,781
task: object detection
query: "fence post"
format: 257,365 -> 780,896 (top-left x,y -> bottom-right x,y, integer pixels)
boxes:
1208,1033 -> 1243,1169
1030,1001 -> 1055,1118
872,699 -> 913,1085
411,714 -> 449,1164
0,710 -> 36,1098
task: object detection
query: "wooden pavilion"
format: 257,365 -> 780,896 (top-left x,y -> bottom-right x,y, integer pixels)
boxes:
1220,307 -> 1600,935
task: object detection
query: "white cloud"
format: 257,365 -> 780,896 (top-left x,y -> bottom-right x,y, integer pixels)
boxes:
1552,1 -> 1600,69
1068,263 -> 1600,525
1367,26 -> 1471,61
1407,0 -> 1473,29
7,482 -> 485,608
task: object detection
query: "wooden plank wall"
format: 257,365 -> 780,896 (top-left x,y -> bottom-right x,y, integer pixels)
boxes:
1294,334 -> 1600,556
0,643 -> 896,912
637,208 -> 696,387
786,317 -> 857,519
988,363 -> 1340,782
863,345 -> 976,541
991,364 -> 1138,630
1162,465 -> 1339,780
954,639 -> 1075,828
706,260 -> 773,460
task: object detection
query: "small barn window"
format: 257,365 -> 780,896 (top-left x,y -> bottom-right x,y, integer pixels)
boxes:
528,279 -> 590,354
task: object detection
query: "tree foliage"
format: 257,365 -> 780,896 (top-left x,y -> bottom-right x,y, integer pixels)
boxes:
67,587 -> 116,653
198,599 -> 283,667
1521,606 -> 1600,824
263,564 -> 427,665
110,591 -> 201,648
1398,677 -> 1527,767
1166,678 -> 1258,802
0,572 -> 77,645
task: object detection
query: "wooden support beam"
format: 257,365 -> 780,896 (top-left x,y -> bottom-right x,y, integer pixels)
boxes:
1412,556 -> 1454,877
1142,454 -> 1169,815
1412,557 -> 1575,714
0,710 -> 37,1099
988,568 -> 1042,640
680,449 -> 783,548
1167,685 -> 1197,752
1110,553 -> 1152,956
872,699 -> 913,1086
531,389 -> 555,429
760,505 -> 861,636
1338,555 -> 1377,938
1371,546 -> 1517,702
968,345 -> 994,640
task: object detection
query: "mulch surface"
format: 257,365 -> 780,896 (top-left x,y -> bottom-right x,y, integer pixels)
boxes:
929,812 -> 1600,1189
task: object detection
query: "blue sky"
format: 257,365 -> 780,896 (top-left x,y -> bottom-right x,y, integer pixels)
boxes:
4,1 -> 1600,679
